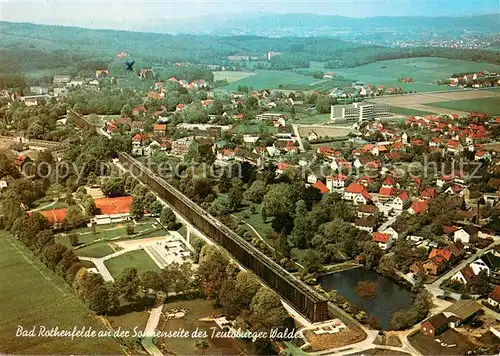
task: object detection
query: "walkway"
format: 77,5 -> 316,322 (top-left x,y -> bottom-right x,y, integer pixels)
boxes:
292,124 -> 305,152
141,298 -> 165,356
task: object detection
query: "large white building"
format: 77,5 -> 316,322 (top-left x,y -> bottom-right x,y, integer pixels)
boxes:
330,103 -> 390,123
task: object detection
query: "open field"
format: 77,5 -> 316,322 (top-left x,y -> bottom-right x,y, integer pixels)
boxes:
297,114 -> 331,125
212,71 -> 256,83
334,57 -> 500,92
428,97 -> 500,116
232,124 -> 279,134
408,330 -> 474,355
369,89 -> 500,116
0,231 -> 122,354
220,70 -> 317,91
105,249 -> 159,278
156,299 -> 253,355
390,106 -> 435,117
299,125 -> 354,138
75,241 -> 115,258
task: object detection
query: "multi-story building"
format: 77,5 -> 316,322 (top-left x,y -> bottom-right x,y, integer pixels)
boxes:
330,103 -> 390,123
53,75 -> 71,85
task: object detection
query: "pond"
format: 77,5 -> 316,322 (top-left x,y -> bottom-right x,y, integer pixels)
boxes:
317,267 -> 415,330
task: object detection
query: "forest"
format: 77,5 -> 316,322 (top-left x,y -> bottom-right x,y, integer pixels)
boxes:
1,21 -> 500,81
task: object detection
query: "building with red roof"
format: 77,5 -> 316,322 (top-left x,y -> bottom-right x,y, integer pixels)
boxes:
344,183 -> 372,204
409,200 -> 429,215
487,286 -> 500,308
312,180 -> 330,194
372,232 -> 393,250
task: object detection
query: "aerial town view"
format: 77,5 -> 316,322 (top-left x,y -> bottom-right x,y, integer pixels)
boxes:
1,0 -> 500,355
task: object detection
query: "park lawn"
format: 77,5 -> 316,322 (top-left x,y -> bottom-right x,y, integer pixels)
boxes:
297,113 -> 331,124
0,231 -> 122,354
232,124 -> 278,134
427,97 -> 500,116
105,250 -> 159,279
38,200 -> 68,211
74,241 -> 115,258
334,57 -> 500,87
212,71 -> 256,83
390,106 -> 435,117
221,70 -> 317,91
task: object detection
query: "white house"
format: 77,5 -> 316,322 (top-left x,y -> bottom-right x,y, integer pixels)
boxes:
470,258 -> 490,276
488,286 -> 500,308
343,183 -> 372,205
451,266 -> 476,285
454,226 -> 478,244
327,174 -> 348,190
392,191 -> 410,211
372,232 -> 393,250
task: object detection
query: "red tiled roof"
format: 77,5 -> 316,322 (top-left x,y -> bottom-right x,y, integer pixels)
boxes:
132,105 -> 147,113
489,286 -> 500,303
312,180 -> 330,194
153,123 -> 167,131
410,200 -> 429,214
379,187 -> 393,196
398,191 -> 409,201
429,248 -> 452,261
443,226 -> 459,234
420,188 -> 436,199
345,183 -> 366,193
372,232 -> 391,243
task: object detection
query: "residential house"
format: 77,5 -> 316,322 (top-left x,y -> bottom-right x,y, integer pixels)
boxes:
372,232 -> 393,250
420,313 -> 449,337
153,123 -> 168,136
131,133 -> 151,156
451,265 -> 476,285
326,174 -> 348,190
470,258 -> 491,276
474,151 -> 491,161
410,261 -> 426,275
454,225 -> 478,244
392,191 -> 410,211
355,218 -> 377,233
423,257 -> 446,276
312,180 -> 330,194
357,204 -> 379,218
487,286 -> 500,309
132,105 -> 147,117
171,136 -> 194,156
420,188 -> 436,200
409,200 -> 429,215
343,183 -> 372,205
378,186 -> 393,202
446,140 -> 463,155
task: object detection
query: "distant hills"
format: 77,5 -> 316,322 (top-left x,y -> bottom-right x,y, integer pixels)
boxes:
128,13 -> 500,37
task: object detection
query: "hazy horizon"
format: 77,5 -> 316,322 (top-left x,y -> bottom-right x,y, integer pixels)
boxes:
2,0 -> 499,31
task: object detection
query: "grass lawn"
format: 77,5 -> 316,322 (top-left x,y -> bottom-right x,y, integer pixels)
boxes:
427,97 -> 500,116
232,124 -> 278,134
105,250 -> 159,279
0,231 -> 122,354
334,57 -> 500,92
212,71 -> 256,83
297,113 -> 331,124
74,241 -> 115,258
38,200 -> 68,211
220,69 -> 317,91
390,106 -> 435,117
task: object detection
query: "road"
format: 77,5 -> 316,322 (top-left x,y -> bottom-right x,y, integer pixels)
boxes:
292,124 -> 305,152
426,240 -> 500,296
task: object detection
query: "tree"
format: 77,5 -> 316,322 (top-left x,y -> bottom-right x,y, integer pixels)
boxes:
468,270 -> 492,294
219,279 -> 242,318
198,245 -> 229,300
115,267 -> 140,302
87,285 -> 114,315
63,205 -> 87,229
355,281 -> 377,299
130,196 -> 145,220
263,183 -> 296,218
235,271 -> 262,308
101,177 -> 125,197
228,184 -> 243,210
34,229 -> 54,250
68,233 -> 79,247
126,224 -> 135,235
244,180 -> 266,203
140,270 -> 163,292
210,196 -> 232,216
160,206 -> 177,229
300,249 -> 322,273
250,287 -> 292,333
149,200 -> 163,216
218,174 -> 232,193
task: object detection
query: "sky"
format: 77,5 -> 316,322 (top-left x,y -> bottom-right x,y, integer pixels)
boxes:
1,0 -> 499,28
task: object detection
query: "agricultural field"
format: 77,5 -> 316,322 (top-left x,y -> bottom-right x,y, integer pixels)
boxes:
220,70 -> 317,91
0,231 -> 122,354
390,107 -> 435,117
104,249 -> 159,279
334,57 -> 500,93
427,97 -> 500,116
212,71 -> 256,83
